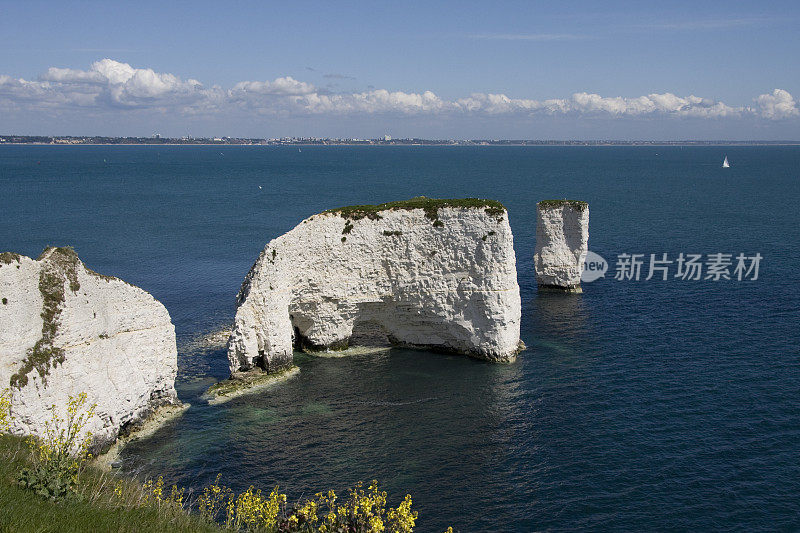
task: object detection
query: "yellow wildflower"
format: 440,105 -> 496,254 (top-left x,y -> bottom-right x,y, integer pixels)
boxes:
0,388 -> 11,431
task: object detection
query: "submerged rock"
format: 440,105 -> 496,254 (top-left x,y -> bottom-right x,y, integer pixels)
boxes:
0,247 -> 179,449
534,200 -> 589,292
204,366 -> 300,405
228,197 -> 522,374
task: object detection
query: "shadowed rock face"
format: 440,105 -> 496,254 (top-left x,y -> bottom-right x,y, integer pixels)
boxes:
228,201 -> 522,373
0,247 -> 178,448
534,201 -> 589,292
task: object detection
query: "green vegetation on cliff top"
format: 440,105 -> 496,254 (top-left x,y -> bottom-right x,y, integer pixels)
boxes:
0,252 -> 22,265
537,199 -> 588,211
326,196 -> 506,221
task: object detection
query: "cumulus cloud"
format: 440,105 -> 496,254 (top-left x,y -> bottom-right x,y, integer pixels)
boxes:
0,59 -> 796,122
301,89 -> 449,114
449,91 -> 743,118
40,66 -> 106,84
0,59 -> 212,111
566,92 -> 743,118
755,89 -> 799,120
231,77 -> 316,96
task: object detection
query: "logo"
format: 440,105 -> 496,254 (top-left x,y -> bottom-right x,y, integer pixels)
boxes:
581,251 -> 608,282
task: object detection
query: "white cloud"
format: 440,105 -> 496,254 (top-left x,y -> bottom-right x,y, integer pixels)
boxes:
0,59 -> 796,123
755,89 -> 799,120
329,89 -> 449,114
2,59 -> 212,110
40,66 -> 106,84
90,58 -> 138,84
567,92 -> 742,118
450,91 -> 744,118
231,77 -> 316,96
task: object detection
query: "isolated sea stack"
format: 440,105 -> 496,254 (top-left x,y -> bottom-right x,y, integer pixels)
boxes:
534,200 -> 589,292
228,197 -> 522,374
0,247 -> 179,448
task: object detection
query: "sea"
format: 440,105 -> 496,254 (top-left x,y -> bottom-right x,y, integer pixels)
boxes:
1,145 -> 798,532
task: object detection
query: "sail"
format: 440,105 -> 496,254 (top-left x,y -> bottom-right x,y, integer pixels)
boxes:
722,156 -> 730,168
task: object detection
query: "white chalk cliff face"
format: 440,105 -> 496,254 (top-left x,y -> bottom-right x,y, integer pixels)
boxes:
228,199 -> 522,373
0,248 -> 178,447
534,201 -> 589,291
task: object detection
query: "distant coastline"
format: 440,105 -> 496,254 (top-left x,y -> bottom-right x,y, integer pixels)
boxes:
1,135 -> 799,147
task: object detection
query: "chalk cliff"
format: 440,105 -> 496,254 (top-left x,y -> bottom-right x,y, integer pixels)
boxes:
0,247 -> 178,448
228,198 -> 522,373
534,200 -> 589,292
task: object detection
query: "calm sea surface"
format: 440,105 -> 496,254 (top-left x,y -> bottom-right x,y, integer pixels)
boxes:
1,145 -> 798,531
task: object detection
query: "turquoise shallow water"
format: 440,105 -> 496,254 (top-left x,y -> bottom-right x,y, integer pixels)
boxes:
1,145 -> 799,531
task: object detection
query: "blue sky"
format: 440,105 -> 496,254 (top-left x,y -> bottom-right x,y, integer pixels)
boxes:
1,0 -> 798,139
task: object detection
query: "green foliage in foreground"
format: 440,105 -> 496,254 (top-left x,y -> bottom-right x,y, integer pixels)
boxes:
325,196 -> 506,221
17,392 -> 96,500
0,389 -> 10,431
0,433 -> 434,533
0,390 -> 448,532
0,434 -> 221,533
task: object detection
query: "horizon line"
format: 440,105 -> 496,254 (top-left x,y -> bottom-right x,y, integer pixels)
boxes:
1,134 -> 799,145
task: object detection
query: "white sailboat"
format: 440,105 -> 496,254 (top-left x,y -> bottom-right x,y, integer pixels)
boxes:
722,156 -> 730,168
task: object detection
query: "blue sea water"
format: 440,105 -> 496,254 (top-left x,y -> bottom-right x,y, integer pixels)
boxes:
1,145 -> 799,532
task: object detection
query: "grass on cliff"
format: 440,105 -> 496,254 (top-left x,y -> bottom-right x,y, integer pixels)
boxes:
9,247 -> 82,390
325,196 -> 506,221
0,389 -> 430,532
7,246 -> 125,391
537,199 -> 588,211
1,433 -> 432,532
0,252 -> 22,265
0,434 -> 221,533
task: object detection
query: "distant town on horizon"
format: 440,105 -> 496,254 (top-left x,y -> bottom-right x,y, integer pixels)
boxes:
2,135 -> 799,146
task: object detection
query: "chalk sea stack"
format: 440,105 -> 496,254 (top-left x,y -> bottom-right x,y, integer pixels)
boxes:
0,247 -> 179,449
534,200 -> 589,292
228,197 -> 523,374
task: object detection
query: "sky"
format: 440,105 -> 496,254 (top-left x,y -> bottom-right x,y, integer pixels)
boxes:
1,0 -> 798,139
